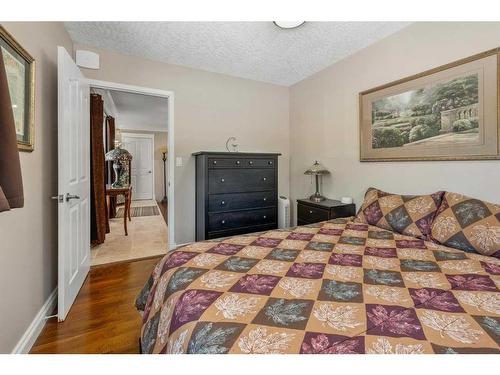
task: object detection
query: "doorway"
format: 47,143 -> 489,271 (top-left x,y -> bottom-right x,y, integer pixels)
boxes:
121,133 -> 155,201
88,80 -> 175,250
88,84 -> 174,266
57,47 -> 175,321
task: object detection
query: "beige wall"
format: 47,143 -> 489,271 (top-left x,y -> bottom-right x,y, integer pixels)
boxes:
78,46 -> 290,245
0,23 -> 73,353
290,22 -> 500,224
118,129 -> 168,202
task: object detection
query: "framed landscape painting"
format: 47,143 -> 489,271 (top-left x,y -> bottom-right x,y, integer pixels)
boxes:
0,26 -> 35,152
359,49 -> 500,161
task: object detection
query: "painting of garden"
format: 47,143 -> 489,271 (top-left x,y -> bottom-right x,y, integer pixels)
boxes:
371,73 -> 480,149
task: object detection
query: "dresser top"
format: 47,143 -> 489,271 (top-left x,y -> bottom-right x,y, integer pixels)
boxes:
192,151 -> 282,156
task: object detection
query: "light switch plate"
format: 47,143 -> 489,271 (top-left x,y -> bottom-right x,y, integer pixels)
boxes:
175,157 -> 183,167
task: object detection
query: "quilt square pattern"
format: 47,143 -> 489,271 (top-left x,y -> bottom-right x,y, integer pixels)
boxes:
286,263 -> 325,279
355,187 -> 444,240
300,332 -> 365,354
305,241 -> 334,251
230,274 -> 281,295
365,304 -> 426,340
207,243 -> 245,256
318,280 -> 363,303
138,218 -> 500,354
364,269 -> 405,287
215,256 -> 259,273
364,247 -> 397,258
251,237 -> 283,248
430,192 -> 500,257
265,248 -> 300,262
409,288 -> 464,312
252,298 -> 315,330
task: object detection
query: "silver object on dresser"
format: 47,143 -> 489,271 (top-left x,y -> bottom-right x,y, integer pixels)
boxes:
193,151 -> 281,240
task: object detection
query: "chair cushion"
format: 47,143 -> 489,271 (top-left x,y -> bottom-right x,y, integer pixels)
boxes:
431,192 -> 500,257
355,187 -> 444,240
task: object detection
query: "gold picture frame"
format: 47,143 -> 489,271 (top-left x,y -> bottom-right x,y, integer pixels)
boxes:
0,25 -> 35,152
359,48 -> 500,161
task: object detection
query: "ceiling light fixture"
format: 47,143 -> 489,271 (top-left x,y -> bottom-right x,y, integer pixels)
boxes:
273,21 -> 305,29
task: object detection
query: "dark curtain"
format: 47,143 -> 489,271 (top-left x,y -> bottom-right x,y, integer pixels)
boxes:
105,115 -> 117,218
0,48 -> 24,213
90,94 -> 108,244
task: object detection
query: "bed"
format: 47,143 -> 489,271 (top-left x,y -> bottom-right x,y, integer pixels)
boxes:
136,213 -> 500,354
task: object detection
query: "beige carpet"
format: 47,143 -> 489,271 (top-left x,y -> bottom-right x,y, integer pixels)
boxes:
91,200 -> 168,266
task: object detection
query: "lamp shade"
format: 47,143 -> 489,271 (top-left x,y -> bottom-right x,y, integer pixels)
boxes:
304,160 -> 330,175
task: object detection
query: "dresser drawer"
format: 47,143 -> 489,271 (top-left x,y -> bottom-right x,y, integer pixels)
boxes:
297,203 -> 330,223
331,204 -> 356,218
208,157 -> 245,169
208,169 -> 276,194
244,158 -> 276,168
208,191 -> 276,213
208,208 -> 276,231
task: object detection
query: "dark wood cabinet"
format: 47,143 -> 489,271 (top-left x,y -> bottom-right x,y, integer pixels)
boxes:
193,152 -> 281,240
297,198 -> 356,226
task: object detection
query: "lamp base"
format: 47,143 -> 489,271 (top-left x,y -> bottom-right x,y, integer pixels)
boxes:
309,193 -> 326,202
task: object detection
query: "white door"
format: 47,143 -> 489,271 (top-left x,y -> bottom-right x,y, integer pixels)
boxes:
122,134 -> 154,200
57,47 -> 90,321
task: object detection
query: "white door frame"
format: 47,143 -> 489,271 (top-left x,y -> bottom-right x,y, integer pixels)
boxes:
121,132 -> 155,201
86,79 -> 175,250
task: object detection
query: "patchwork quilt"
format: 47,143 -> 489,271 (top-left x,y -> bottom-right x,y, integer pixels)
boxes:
136,218 -> 500,354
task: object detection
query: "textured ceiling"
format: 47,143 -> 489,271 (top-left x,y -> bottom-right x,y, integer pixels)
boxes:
66,22 -> 410,86
93,88 -> 168,132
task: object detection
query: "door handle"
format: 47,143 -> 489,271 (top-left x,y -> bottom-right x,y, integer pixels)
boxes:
66,193 -> 80,202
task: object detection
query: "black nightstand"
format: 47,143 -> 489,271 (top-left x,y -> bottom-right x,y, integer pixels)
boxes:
297,198 -> 356,226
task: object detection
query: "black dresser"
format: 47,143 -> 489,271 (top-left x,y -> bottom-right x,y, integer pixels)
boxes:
297,198 -> 356,226
193,152 -> 281,240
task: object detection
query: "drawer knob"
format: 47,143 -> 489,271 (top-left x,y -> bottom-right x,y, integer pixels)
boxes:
221,178 -> 225,183
263,215 -> 267,219
268,161 -> 273,165
221,220 -> 226,224
263,177 -> 267,181
309,210 -> 313,214
213,160 -> 217,164
221,200 -> 226,205
236,160 -> 240,165
249,161 -> 253,165
263,197 -> 267,201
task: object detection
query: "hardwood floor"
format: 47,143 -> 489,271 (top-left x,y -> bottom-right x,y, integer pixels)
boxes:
30,257 -> 161,354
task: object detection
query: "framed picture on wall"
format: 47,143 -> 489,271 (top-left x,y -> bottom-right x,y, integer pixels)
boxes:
359,48 -> 499,161
0,25 -> 35,152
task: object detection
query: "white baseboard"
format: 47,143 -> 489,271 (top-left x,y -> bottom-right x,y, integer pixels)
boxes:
11,288 -> 57,354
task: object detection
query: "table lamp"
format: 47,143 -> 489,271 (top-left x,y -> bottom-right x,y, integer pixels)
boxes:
304,160 -> 330,202
105,145 -> 132,188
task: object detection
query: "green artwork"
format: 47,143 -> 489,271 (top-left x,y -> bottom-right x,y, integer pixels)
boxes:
371,74 -> 479,149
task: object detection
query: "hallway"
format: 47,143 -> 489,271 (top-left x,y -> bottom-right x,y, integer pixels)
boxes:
90,200 -> 168,266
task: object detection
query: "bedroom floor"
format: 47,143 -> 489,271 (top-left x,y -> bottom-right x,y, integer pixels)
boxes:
90,199 -> 168,266
30,257 -> 160,354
